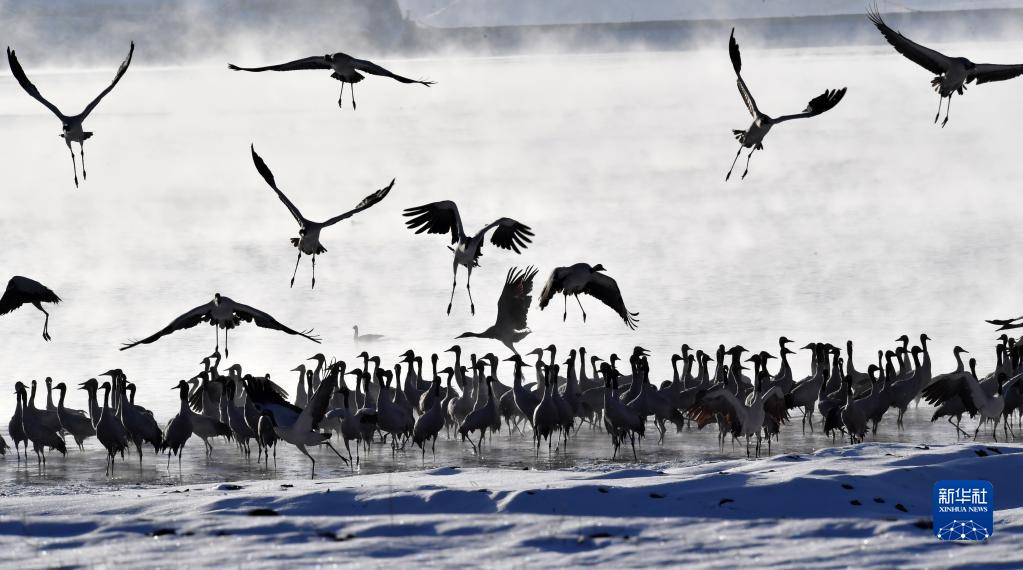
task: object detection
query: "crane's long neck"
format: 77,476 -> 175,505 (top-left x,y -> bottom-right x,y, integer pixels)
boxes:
57,386 -> 66,409
578,349 -> 588,382
954,350 -> 965,373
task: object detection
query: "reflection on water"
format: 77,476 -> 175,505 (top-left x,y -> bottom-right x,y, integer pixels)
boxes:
0,406 -> 990,491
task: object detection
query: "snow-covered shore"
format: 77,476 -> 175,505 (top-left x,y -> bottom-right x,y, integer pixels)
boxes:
2,443 -> 1021,568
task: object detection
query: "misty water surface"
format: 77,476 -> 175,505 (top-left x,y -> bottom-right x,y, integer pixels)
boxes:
0,45 -> 1021,483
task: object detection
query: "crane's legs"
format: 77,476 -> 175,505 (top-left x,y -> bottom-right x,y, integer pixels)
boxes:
741,148 -> 756,180
338,82 -> 345,108
562,294 -> 568,321
311,255 -> 316,289
80,142 -> 87,180
34,302 -> 51,341
224,328 -> 229,359
290,251 -> 302,288
466,266 -> 476,315
325,442 -> 349,465
948,416 -> 970,438
934,94 -> 943,123
941,94 -> 952,128
447,262 -> 458,315
351,83 -> 357,110
575,295 -> 587,322
725,144 -> 743,181
68,144 -> 79,188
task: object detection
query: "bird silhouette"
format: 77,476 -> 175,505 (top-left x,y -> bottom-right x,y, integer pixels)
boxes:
725,29 -> 846,180
868,6 -> 1023,127
228,52 -> 434,109
0,276 -> 61,341
250,145 -> 394,288
539,263 -> 638,329
120,293 -> 320,356
457,266 -> 538,354
7,43 -> 133,187
403,201 -> 533,315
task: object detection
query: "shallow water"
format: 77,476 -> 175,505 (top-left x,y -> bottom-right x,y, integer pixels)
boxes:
1,405 -> 990,490
1,45 -> 1023,484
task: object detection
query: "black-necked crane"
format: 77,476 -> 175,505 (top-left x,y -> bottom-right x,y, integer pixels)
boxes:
54,382 -> 95,451
257,411 -> 278,468
924,367 -> 1022,441
532,363 -> 559,457
458,376 -> 497,455
119,292 -> 321,357
223,379 -> 255,457
275,365 -> 349,477
986,314 -> 1023,331
326,383 -> 378,466
92,381 -> 129,475
688,373 -> 785,458
725,29 -> 846,180
15,381 -> 66,466
0,276 -> 61,341
403,201 -> 533,315
840,375 -> 868,444
602,366 -> 644,460
539,263 -> 639,329
228,52 -> 434,109
102,369 -> 163,465
868,7 -> 1023,127
412,372 -> 449,461
929,355 -> 974,439
9,385 -> 28,461
506,353 -> 539,429
250,145 -> 394,288
7,43 -> 133,187
456,266 -> 538,354
163,380 -> 194,469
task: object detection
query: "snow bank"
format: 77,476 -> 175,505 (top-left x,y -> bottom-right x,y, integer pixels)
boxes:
2,442 -> 1022,567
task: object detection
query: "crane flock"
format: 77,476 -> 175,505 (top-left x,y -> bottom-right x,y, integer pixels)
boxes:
4,7 -> 1023,478
6,330 -> 1023,477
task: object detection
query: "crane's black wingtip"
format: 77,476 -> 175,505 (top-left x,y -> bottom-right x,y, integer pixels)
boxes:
228,63 -> 241,71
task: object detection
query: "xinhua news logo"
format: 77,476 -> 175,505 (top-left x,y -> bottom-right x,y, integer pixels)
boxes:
933,480 -> 993,541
